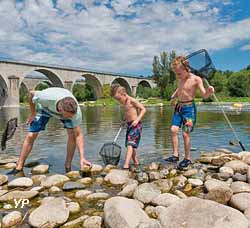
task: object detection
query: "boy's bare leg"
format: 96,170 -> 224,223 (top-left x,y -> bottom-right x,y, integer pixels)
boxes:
171,126 -> 179,157
182,131 -> 191,160
16,132 -> 39,170
65,129 -> 76,171
123,145 -> 133,169
132,149 -> 139,165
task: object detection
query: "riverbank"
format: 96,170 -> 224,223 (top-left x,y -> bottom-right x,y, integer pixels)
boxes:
1,149 -> 250,227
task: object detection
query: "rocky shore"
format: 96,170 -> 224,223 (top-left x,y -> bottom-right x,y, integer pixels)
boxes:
1,149 -> 250,227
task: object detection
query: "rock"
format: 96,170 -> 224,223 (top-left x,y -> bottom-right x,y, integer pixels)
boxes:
148,162 -> 160,171
91,164 -> 103,173
28,197 -> 69,228
233,173 -> 247,182
174,190 -> 187,199
0,175 -> 8,186
224,160 -> 249,174
0,190 -> 39,202
75,190 -> 92,198
2,211 -> 22,228
152,193 -> 180,207
41,174 -> 70,188
61,215 -> 89,228
217,172 -> 232,181
67,202 -> 80,214
204,179 -> 233,204
32,164 -> 49,174
158,197 -> 249,228
83,216 -> 102,228
173,175 -> 187,188
183,169 -> 198,177
104,169 -> 129,185
188,178 -> 203,187
153,179 -> 173,193
169,169 -> 177,177
0,155 -> 18,164
66,171 -> 81,179
183,183 -> 192,192
219,166 -> 234,176
49,186 -> 62,193
149,171 -> 160,181
0,190 -> 8,197
159,169 -> 169,179
244,208 -> 250,222
31,175 -> 46,185
8,177 -> 33,188
95,177 -> 104,185
239,151 -> 250,165
247,167 -> 250,183
103,164 -> 117,173
133,183 -> 161,204
118,183 -> 138,198
104,196 -> 150,228
31,186 -> 44,192
87,192 -> 110,200
133,199 -> 144,209
63,181 -> 85,191
229,193 -> 250,211
78,177 -> 92,185
2,163 -> 16,169
137,220 -> 162,228
145,206 -> 158,218
3,204 -> 13,210
136,172 -> 149,183
231,181 -> 250,194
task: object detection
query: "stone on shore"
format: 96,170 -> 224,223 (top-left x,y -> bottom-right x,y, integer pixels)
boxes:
61,215 -> 89,228
78,177 -> 92,185
231,181 -> 250,194
104,169 -> 129,185
223,160 -> 249,174
67,202 -> 80,214
66,171 -> 81,179
83,216 -> 102,228
183,169 -> 198,177
133,183 -> 161,204
104,196 -> 151,228
8,177 -> 33,188
86,192 -> 110,201
153,179 -> 173,193
63,181 -> 85,191
219,166 -> 234,177
31,175 -> 46,185
41,174 -> 70,188
91,164 -> 103,173
229,193 -> 250,211
2,211 -> 22,228
0,155 -> 18,164
233,173 -> 247,182
204,179 -> 233,204
32,164 -> 49,174
28,197 -> 69,228
75,190 -> 92,198
239,152 -> 250,165
188,178 -> 203,187
158,197 -> 249,228
152,193 -> 181,207
118,183 -> 138,198
0,190 -> 39,202
0,174 -> 8,186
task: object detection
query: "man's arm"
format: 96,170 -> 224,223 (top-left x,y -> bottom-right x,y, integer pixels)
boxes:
197,77 -> 214,99
73,126 -> 91,168
26,91 -> 36,124
130,97 -> 146,126
170,88 -> 179,100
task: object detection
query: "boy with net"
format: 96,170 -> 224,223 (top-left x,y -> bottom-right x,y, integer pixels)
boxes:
165,56 -> 215,169
111,85 -> 146,169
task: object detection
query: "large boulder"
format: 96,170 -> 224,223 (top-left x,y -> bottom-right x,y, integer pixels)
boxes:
204,179 -> 233,204
223,160 -> 249,174
133,183 -> 161,204
152,193 -> 180,207
8,177 -> 33,188
104,196 -> 151,228
28,197 -> 69,227
158,197 -> 249,228
2,211 -> 22,228
229,193 -> 250,211
0,190 -> 39,202
231,181 -> 250,194
41,174 -> 69,188
104,169 -> 129,185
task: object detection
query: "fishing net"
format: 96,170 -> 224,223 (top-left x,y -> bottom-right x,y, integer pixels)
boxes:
1,118 -> 18,151
185,49 -> 216,79
99,142 -> 121,166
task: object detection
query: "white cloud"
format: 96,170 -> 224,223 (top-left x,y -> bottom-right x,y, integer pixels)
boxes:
240,44 -> 250,51
0,0 -> 249,75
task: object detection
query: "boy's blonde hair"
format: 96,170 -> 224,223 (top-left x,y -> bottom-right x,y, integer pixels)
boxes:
111,84 -> 127,97
171,56 -> 190,72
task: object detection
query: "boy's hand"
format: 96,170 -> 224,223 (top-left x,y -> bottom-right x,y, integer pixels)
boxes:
26,113 -> 36,125
170,98 -> 176,107
132,119 -> 139,127
80,158 -> 92,169
207,86 -> 215,95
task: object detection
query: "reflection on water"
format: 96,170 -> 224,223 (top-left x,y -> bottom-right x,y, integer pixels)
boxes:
0,105 -> 249,174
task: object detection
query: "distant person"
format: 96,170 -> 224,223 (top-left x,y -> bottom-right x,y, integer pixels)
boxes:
165,56 -> 215,169
111,85 -> 146,169
8,87 -> 91,175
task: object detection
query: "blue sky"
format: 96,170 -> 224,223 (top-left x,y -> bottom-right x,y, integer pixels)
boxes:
0,0 -> 249,76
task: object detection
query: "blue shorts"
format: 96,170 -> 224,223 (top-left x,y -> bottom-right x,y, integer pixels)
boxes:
29,110 -> 75,132
125,122 -> 142,149
171,102 -> 197,133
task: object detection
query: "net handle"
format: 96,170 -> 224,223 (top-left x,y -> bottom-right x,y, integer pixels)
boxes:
113,127 -> 122,143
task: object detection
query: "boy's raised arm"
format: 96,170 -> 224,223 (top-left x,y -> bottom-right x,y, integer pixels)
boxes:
131,97 -> 146,126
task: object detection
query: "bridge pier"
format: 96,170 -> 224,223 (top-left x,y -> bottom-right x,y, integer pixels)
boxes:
64,80 -> 73,91
4,76 -> 20,107
132,86 -> 137,97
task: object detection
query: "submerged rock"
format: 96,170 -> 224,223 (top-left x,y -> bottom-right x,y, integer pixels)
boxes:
104,169 -> 129,185
8,177 -> 33,188
32,164 -> 49,174
63,181 -> 85,191
0,174 -> 8,186
61,215 -> 89,228
2,211 -> 22,228
0,190 -> 38,202
41,174 -> 70,188
83,216 -> 103,228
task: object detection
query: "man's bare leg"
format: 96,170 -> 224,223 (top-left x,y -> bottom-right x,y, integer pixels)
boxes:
16,132 -> 39,170
132,149 -> 139,165
65,129 -> 76,171
123,145 -> 133,169
182,131 -> 191,160
171,126 -> 179,157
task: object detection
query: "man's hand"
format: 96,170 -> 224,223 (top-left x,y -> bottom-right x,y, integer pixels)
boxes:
26,113 -> 36,125
132,119 -> 139,127
80,158 -> 92,170
207,86 -> 215,96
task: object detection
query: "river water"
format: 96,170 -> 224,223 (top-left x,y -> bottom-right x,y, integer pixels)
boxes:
0,105 -> 249,174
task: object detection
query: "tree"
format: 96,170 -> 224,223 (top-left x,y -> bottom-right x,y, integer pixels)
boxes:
73,84 -> 95,101
102,84 -> 111,98
35,82 -> 49,91
152,51 -> 176,97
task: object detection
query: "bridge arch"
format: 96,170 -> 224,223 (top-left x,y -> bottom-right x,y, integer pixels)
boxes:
138,80 -> 152,88
0,75 -> 8,106
111,78 -> 132,95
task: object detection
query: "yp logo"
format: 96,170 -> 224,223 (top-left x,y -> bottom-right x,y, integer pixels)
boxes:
14,199 -> 30,208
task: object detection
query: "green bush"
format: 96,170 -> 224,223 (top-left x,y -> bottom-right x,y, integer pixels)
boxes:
136,85 -> 160,99
73,83 -> 95,101
35,82 -> 49,91
102,84 -> 111,98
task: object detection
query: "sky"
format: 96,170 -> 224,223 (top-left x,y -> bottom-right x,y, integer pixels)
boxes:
0,0 -> 249,76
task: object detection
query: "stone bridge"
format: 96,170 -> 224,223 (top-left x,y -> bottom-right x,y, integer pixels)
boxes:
0,59 -> 155,107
